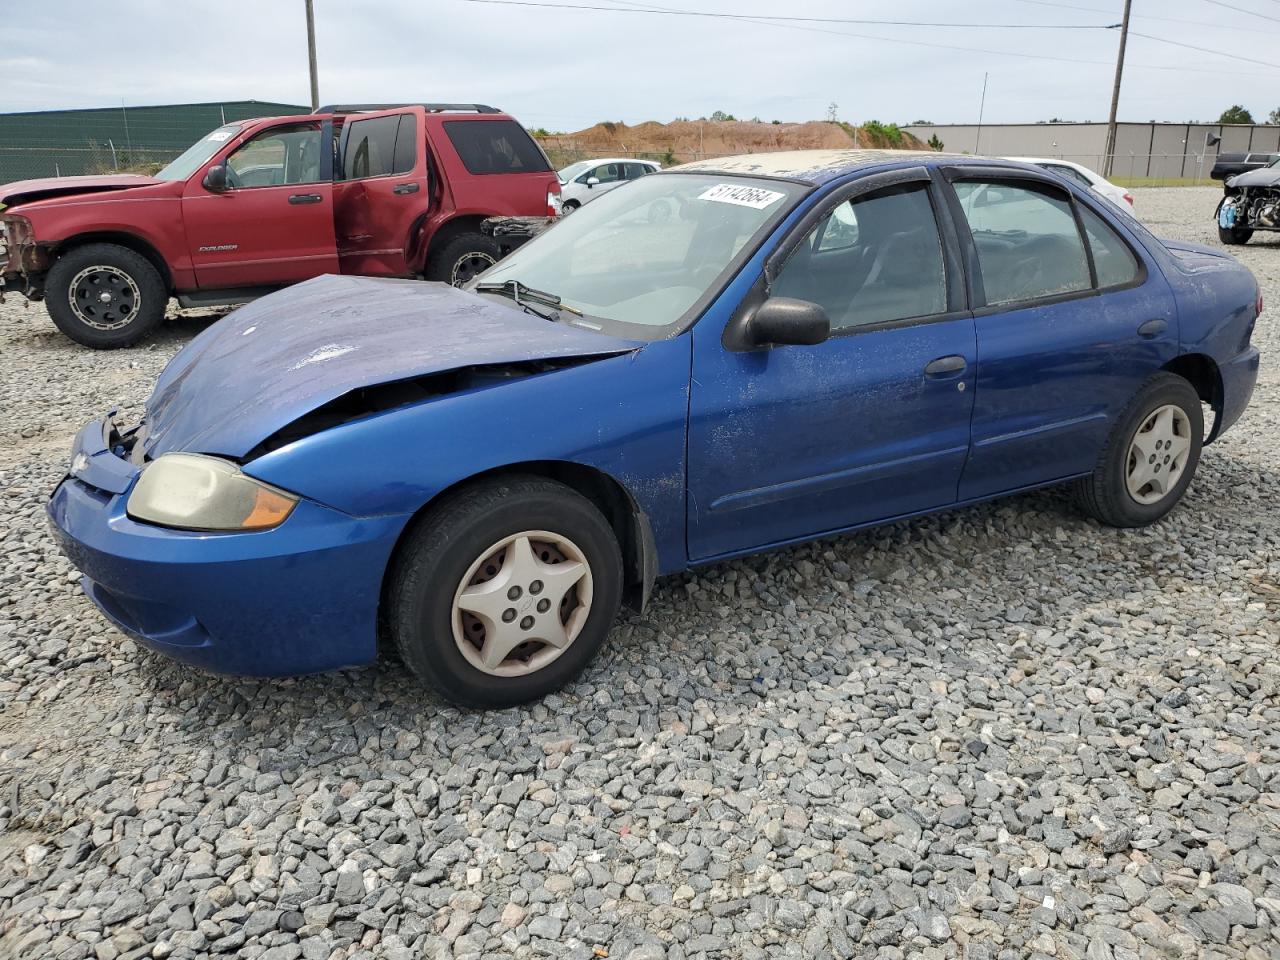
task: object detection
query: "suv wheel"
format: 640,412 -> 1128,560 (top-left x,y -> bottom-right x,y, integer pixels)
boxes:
388,476 -> 623,708
1075,373 -> 1203,527
426,232 -> 502,286
1218,225 -> 1253,245
46,243 -> 167,348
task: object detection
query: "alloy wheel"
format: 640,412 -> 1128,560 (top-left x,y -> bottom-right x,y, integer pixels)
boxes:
69,266 -> 140,331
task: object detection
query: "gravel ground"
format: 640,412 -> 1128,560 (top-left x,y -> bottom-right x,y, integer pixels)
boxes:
1,187 -> 1278,960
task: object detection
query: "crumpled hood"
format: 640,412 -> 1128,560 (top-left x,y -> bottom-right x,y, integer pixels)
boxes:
1226,167 -> 1280,188
142,275 -> 639,459
0,174 -> 161,209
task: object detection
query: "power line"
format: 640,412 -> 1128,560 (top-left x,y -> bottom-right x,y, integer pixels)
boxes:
1130,29 -> 1280,68
1012,0 -> 1280,33
1198,0 -> 1280,23
448,0 -> 1118,28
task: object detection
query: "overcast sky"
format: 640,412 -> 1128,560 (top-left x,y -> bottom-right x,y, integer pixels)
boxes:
3,0 -> 1280,130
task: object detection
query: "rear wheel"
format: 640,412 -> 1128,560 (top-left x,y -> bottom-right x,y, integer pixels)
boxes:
1219,225 -> 1253,245
426,232 -> 502,286
1075,373 -> 1203,527
561,200 -> 580,214
45,243 -> 167,348
388,476 -> 623,708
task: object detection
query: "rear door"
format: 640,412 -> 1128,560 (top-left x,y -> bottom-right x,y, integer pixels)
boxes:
182,120 -> 338,289
333,106 -> 429,276
944,168 -> 1178,500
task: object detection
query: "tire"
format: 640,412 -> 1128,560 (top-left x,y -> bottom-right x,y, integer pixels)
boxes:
388,476 -> 623,708
425,232 -> 502,286
1219,225 -> 1253,245
45,243 -> 167,348
561,200 -> 580,214
1075,373 -> 1204,528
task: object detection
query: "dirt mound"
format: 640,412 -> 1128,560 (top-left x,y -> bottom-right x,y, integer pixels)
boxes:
540,119 -> 926,165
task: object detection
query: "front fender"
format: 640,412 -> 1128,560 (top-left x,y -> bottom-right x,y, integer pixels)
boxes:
244,336 -> 693,574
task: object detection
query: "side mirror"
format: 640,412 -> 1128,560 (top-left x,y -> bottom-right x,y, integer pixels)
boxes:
586,176 -> 600,188
203,163 -> 229,192
747,297 -> 830,347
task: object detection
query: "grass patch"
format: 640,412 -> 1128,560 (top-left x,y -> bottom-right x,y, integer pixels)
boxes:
1111,176 -> 1217,188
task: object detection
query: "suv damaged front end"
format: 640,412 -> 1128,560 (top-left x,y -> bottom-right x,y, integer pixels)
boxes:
0,213 -> 49,301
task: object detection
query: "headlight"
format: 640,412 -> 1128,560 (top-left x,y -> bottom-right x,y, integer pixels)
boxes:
127,453 -> 298,531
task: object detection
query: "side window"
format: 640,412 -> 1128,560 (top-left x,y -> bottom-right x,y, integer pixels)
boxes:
1078,204 -> 1141,289
342,115 -> 404,180
392,114 -> 417,175
627,162 -> 653,179
953,180 -> 1091,305
226,123 -> 323,187
772,184 -> 947,331
592,163 -> 623,184
442,119 -> 552,175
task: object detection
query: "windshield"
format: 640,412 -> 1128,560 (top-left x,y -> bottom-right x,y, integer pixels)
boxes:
473,173 -> 804,340
155,124 -> 243,182
558,160 -> 595,183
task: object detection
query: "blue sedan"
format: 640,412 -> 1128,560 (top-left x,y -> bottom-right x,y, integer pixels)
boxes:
49,150 -> 1261,708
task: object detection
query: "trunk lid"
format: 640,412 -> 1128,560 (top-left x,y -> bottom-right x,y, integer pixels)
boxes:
142,274 -> 638,459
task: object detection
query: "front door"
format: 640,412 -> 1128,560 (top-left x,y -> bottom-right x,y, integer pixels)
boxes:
182,120 -> 338,289
944,173 -> 1179,500
687,172 -> 977,560
332,106 -> 430,276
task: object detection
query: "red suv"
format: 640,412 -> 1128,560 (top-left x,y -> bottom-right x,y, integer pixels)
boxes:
0,103 -> 561,347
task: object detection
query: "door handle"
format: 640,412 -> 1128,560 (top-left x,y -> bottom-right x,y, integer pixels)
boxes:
288,193 -> 323,205
924,355 -> 967,378
393,182 -> 421,195
1137,318 -> 1167,338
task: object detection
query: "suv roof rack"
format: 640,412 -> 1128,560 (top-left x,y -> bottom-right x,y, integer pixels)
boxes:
315,103 -> 501,115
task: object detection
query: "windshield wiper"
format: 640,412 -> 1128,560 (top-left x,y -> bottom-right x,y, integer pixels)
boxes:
475,279 -> 583,318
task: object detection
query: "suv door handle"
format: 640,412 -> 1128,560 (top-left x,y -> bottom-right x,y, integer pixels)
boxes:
288,193 -> 322,205
393,182 -> 421,195
924,355 -> 967,377
1137,318 -> 1167,338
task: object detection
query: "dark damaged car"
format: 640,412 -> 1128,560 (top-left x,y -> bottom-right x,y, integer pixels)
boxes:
1217,156 -> 1280,244
49,151 -> 1261,708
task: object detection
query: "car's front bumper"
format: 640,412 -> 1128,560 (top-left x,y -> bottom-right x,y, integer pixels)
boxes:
47,418 -> 409,677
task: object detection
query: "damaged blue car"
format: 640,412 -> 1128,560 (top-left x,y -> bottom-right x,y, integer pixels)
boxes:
49,151 -> 1261,708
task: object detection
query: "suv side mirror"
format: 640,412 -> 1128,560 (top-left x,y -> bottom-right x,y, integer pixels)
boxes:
203,163 -> 229,192
586,176 -> 600,188
748,297 -> 830,347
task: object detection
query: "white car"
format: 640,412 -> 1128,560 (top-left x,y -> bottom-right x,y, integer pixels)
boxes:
558,158 -> 661,212
1004,157 -> 1134,210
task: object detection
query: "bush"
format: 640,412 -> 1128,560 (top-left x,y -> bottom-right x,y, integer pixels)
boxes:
862,120 -> 904,148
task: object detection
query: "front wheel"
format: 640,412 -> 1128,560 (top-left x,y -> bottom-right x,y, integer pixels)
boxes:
388,476 -> 623,708
1075,373 -> 1204,527
1219,225 -> 1253,245
425,232 -> 501,286
45,243 -> 167,348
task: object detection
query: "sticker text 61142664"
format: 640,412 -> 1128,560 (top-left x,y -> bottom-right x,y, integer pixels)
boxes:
696,183 -> 786,210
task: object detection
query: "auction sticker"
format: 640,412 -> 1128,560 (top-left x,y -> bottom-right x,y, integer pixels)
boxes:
696,183 -> 786,209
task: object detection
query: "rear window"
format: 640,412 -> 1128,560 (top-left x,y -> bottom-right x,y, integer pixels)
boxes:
443,119 -> 550,175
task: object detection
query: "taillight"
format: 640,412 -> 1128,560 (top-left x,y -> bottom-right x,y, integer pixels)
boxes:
1257,291 -> 1264,317
1124,192 -> 1134,206
547,182 -> 562,218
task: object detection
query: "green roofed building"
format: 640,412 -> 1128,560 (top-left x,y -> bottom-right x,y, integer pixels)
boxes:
0,100 -> 310,183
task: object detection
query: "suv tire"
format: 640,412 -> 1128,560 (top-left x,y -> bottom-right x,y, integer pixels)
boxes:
426,232 -> 502,286
46,243 -> 167,349
388,476 -> 623,709
1218,225 -> 1253,245
1075,373 -> 1203,528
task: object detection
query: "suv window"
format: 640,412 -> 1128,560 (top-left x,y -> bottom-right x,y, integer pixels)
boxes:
953,180 -> 1091,305
442,119 -> 551,175
342,114 -> 416,180
772,184 -> 947,331
1078,204 -> 1140,288
226,123 -> 323,187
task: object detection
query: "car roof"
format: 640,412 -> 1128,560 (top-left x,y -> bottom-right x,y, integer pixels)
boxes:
1005,156 -> 1089,171
671,149 -> 974,185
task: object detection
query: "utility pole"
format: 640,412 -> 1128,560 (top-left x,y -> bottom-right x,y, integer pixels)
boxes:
1102,0 -> 1132,177
305,0 -> 320,111
975,72 -> 989,155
